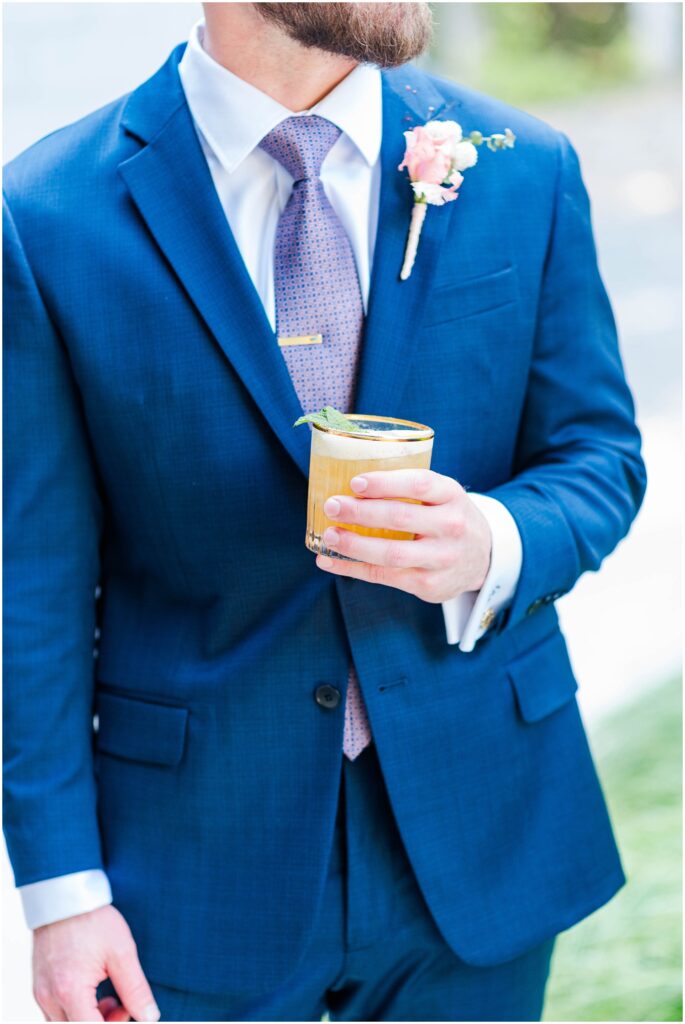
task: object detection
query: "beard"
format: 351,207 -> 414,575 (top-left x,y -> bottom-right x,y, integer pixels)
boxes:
254,2 -> 433,68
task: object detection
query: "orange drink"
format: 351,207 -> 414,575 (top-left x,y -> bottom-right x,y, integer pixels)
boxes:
305,414 -> 434,559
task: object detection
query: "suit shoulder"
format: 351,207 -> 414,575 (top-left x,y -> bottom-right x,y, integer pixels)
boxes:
3,92 -> 135,210
413,67 -> 563,155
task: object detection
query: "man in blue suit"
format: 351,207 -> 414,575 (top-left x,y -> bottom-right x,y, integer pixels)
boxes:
4,3 -> 646,1021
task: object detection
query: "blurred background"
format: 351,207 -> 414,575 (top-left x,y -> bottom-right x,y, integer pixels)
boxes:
3,3 -> 682,1020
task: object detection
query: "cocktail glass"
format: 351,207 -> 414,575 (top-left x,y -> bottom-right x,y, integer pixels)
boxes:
305,414 -> 435,559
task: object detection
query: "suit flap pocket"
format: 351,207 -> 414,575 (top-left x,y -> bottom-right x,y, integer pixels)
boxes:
424,264 -> 518,327
506,629 -> 578,723
95,691 -> 189,766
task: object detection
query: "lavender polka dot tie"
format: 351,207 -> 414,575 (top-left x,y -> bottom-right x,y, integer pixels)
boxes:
259,115 -> 372,760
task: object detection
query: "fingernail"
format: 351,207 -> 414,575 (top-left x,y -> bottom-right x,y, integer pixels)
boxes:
142,1002 -> 161,1022
350,476 -> 367,492
324,497 -> 341,517
318,555 -> 333,568
324,528 -> 340,545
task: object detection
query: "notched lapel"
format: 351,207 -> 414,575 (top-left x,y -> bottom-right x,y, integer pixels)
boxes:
116,52 -> 464,478
118,52 -> 311,480
353,68 -> 462,419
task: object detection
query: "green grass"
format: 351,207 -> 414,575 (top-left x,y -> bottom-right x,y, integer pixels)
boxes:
544,678 -> 682,1022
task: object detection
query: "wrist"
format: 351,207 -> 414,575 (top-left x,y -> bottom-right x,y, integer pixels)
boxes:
470,504 -> 493,592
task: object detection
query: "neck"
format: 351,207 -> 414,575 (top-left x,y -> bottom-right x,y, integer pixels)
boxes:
202,4 -> 357,111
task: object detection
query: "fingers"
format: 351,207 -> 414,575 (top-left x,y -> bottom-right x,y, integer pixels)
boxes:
97,998 -> 120,1016
322,527 -> 451,570
98,996 -> 130,1022
349,468 -> 462,504
33,974 -> 96,1015
105,1011 -> 131,1023
36,999 -> 67,1022
107,945 -> 159,1023
102,1002 -> 131,1023
323,495 -> 443,537
60,988 -> 105,1022
316,552 -> 422,594
32,906 -> 152,1024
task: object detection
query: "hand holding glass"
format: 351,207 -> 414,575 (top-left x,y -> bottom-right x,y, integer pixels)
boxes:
304,414 -> 435,559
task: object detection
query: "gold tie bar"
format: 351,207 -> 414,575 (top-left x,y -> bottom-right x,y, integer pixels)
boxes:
277,334 -> 323,347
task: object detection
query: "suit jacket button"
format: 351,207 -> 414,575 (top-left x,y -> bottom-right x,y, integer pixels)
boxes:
315,684 -> 341,709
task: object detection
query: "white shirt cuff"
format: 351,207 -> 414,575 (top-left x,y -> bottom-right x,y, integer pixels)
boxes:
19,869 -> 113,929
441,493 -> 523,652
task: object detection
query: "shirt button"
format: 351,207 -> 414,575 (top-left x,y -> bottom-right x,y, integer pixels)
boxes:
315,684 -> 341,709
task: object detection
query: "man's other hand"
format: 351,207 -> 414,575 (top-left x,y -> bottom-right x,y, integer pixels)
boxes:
32,905 -> 160,1022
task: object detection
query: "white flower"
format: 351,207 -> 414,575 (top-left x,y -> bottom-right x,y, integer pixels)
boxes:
411,181 -> 459,206
424,119 -> 463,146
452,141 -> 479,172
424,120 -> 465,164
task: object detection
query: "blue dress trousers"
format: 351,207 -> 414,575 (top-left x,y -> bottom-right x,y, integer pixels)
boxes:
96,741 -> 556,1020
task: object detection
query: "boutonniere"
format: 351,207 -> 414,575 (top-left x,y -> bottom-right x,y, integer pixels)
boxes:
398,121 -> 516,280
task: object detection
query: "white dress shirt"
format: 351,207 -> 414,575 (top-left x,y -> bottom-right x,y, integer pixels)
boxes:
18,21 -> 523,930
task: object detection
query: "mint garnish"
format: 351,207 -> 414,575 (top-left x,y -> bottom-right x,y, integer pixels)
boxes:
293,405 -> 360,432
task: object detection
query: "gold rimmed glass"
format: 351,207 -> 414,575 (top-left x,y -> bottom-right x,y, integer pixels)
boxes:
305,414 -> 435,559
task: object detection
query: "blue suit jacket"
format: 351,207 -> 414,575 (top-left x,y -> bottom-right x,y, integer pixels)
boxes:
4,47 -> 646,995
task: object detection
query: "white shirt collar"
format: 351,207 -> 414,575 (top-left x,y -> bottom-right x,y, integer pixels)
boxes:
178,20 -> 382,174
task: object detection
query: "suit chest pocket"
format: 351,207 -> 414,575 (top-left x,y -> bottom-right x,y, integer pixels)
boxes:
423,264 -> 519,328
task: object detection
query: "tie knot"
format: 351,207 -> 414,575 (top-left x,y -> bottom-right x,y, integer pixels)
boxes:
258,115 -> 342,183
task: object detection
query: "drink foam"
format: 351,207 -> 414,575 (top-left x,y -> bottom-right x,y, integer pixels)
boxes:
311,424 -> 433,460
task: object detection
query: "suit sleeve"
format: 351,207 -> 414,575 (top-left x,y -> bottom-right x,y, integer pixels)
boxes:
3,194 -> 106,886
486,133 -> 647,634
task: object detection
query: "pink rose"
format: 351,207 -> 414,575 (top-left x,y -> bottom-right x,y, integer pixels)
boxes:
398,126 -> 451,185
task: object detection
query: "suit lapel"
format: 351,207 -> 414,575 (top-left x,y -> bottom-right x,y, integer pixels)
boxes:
119,47 -> 312,478
118,51 -> 460,480
353,67 -> 462,418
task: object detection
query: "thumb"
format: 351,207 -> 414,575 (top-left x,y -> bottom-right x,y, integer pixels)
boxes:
106,946 -> 160,1022
98,996 -> 131,1022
